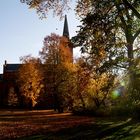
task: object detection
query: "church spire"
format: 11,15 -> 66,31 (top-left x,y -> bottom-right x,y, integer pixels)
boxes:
63,15 -> 69,38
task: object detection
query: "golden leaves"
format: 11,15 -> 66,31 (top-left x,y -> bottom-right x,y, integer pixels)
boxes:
17,56 -> 43,107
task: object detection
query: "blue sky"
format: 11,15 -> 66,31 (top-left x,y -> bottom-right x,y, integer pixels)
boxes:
0,0 -> 80,73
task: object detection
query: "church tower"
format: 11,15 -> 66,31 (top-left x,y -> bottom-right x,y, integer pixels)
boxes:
62,15 -> 73,63
63,15 -> 70,39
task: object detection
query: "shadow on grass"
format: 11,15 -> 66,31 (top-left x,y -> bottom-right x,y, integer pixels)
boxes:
19,118 -> 140,140
0,109 -> 140,140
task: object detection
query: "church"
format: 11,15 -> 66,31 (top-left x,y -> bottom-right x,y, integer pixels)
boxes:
0,15 -> 73,108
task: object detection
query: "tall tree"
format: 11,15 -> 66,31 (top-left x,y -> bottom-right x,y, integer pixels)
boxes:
73,57 -> 115,109
73,58 -> 91,109
40,33 -> 72,64
73,0 -> 140,85
17,55 -> 44,108
39,33 -> 73,112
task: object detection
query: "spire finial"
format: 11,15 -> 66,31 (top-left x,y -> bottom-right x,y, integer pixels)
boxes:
63,15 -> 69,38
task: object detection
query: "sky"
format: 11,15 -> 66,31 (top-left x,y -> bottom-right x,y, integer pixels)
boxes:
0,0 -> 81,73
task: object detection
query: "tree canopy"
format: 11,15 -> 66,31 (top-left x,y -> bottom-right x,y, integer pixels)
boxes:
73,0 -> 140,74
20,0 -> 71,18
17,55 -> 44,108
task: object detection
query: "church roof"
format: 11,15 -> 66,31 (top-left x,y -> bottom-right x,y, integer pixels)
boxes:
63,15 -> 69,38
4,64 -> 21,72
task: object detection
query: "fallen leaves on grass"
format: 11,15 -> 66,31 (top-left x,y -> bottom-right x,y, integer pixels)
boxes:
0,110 -> 93,139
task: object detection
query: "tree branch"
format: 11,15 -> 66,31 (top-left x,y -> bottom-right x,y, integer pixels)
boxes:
133,28 -> 140,41
115,1 -> 127,28
133,47 -> 140,52
122,0 -> 140,19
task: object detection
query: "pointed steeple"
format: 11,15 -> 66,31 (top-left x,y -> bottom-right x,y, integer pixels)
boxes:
63,15 -> 69,38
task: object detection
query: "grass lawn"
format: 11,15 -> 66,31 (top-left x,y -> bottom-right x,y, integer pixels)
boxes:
0,109 -> 139,140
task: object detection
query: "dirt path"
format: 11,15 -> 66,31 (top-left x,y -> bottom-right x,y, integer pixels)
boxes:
0,110 -> 94,139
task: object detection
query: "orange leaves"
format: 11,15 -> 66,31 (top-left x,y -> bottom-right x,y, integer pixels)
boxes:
59,36 -> 73,63
17,55 -> 44,107
40,33 -> 73,65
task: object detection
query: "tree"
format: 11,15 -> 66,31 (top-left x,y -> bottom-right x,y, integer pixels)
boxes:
87,72 -> 115,109
73,58 -> 90,109
39,33 -> 73,112
73,0 -> 140,90
20,0 -> 71,18
72,57 -> 115,110
17,55 -> 44,108
40,33 -> 72,64
40,33 -> 61,64
8,87 -> 19,107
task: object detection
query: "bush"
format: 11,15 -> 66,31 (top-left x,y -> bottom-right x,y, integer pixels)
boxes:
110,100 -> 140,119
72,106 -> 110,117
110,105 -> 132,117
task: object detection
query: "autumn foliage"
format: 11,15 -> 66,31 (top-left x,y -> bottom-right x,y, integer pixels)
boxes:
17,55 -> 44,108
